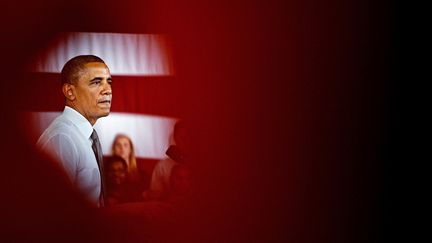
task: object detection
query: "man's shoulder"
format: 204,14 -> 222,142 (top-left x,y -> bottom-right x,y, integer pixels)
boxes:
37,115 -> 77,146
158,157 -> 176,164
154,158 -> 177,170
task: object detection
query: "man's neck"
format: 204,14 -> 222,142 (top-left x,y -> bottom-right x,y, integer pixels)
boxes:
65,104 -> 96,125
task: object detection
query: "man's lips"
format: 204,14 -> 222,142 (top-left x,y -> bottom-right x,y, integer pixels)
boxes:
98,97 -> 111,104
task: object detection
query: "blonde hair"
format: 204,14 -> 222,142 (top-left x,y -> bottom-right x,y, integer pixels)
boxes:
111,134 -> 140,181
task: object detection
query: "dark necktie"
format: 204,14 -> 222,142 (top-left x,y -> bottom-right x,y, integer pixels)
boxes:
91,129 -> 106,207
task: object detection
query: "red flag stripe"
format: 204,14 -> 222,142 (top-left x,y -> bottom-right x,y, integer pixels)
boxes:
20,73 -> 181,117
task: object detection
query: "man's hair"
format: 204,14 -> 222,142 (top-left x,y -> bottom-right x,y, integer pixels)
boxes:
61,55 -> 105,85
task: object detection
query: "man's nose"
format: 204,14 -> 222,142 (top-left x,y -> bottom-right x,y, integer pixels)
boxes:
101,80 -> 112,95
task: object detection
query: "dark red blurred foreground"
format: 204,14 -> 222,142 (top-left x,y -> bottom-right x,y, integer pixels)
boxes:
1,0 -> 399,242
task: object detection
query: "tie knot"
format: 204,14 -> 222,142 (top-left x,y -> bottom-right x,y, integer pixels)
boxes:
91,129 -> 99,143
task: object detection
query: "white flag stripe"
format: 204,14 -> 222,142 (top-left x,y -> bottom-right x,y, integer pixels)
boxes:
25,112 -> 177,159
95,113 -> 177,159
28,32 -> 174,76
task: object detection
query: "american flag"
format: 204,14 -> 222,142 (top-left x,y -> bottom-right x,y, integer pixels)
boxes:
22,32 -> 180,179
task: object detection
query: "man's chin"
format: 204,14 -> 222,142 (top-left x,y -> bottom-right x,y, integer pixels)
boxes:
98,110 -> 111,118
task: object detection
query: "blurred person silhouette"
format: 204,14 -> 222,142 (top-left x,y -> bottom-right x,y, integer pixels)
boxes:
111,134 -> 142,183
145,121 -> 188,200
104,155 -> 142,206
162,164 -> 193,207
36,55 -> 112,207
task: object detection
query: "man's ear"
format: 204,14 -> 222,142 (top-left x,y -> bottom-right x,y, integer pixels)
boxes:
62,83 -> 76,101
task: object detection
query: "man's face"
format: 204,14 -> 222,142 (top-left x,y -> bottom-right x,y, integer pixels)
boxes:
70,62 -> 112,125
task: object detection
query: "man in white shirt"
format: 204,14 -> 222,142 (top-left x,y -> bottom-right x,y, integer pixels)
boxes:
37,55 -> 112,207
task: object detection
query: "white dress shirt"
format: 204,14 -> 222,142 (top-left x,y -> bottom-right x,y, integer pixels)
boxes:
149,158 -> 177,198
37,106 -> 101,206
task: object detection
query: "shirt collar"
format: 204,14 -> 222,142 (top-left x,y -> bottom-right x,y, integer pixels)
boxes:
63,106 -> 94,140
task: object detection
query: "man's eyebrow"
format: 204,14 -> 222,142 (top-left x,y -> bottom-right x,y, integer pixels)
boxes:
90,77 -> 103,82
89,76 -> 112,82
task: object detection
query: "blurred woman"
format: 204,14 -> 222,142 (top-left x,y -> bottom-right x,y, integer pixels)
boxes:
111,134 -> 140,182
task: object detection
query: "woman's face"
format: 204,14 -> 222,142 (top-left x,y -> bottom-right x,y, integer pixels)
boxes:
113,137 -> 131,161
